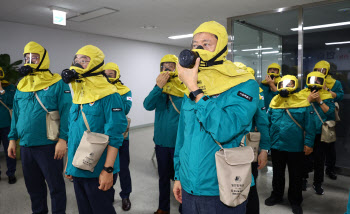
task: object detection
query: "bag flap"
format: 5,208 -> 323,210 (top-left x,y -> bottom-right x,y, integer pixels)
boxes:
85,131 -> 109,144
48,111 -> 60,120
221,146 -> 254,166
247,132 -> 261,142
324,120 -> 336,128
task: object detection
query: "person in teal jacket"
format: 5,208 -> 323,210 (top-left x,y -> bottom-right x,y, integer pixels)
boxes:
260,63 -> 282,110
245,67 -> 271,214
313,60 -> 344,180
63,45 -> 127,214
0,67 -> 17,184
173,21 -> 259,214
105,62 -> 133,211
265,75 -> 315,214
144,54 -> 184,214
7,41 -> 71,214
301,71 -> 335,196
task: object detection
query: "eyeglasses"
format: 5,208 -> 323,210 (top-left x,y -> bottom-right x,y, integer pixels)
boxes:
74,58 -> 90,64
24,56 -> 40,61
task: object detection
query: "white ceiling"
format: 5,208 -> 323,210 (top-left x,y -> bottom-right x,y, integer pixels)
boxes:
0,0 -> 324,48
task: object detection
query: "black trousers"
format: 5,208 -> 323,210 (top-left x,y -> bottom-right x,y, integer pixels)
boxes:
304,134 -> 326,184
271,149 -> 304,206
325,141 -> 336,173
246,162 -> 259,214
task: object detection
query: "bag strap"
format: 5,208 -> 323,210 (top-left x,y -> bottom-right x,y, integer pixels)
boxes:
286,109 -> 304,131
34,92 -> 49,113
80,104 -> 91,132
0,99 -> 11,113
214,138 -> 245,150
311,103 -> 324,124
169,95 -> 180,114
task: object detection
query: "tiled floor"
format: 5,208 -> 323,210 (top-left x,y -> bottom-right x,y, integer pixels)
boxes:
0,126 -> 349,214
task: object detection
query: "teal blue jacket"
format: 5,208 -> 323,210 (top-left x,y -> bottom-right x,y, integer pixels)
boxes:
346,191 -> 350,214
329,80 -> 344,102
8,80 -> 72,146
310,98 -> 335,135
121,91 -> 132,141
0,84 -> 16,128
174,80 -> 259,196
251,93 -> 271,150
143,85 -> 183,148
66,93 -> 128,178
268,105 -> 316,152
260,83 -> 279,110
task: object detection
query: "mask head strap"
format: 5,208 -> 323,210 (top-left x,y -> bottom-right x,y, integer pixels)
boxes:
199,45 -> 227,67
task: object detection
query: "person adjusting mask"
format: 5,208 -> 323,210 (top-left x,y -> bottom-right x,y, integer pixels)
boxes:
7,41 -> 72,214
260,63 -> 282,110
266,75 -> 315,214
0,67 -> 17,184
300,71 -> 335,196
143,54 -> 185,214
312,60 -> 343,180
64,45 -> 127,214
173,21 -> 259,214
104,62 -> 133,211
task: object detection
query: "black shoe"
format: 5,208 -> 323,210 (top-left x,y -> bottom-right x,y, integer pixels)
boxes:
292,205 -> 303,214
326,171 -> 337,180
265,196 -> 283,206
122,198 -> 131,211
302,179 -> 307,191
313,183 -> 324,195
8,175 -> 17,184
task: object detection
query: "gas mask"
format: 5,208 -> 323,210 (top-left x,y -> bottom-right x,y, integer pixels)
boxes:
277,75 -> 298,98
61,69 -> 80,84
306,72 -> 325,92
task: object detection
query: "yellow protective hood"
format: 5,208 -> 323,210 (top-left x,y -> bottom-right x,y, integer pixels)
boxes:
104,62 -> 131,96
277,75 -> 298,93
160,54 -> 187,97
247,67 -> 255,77
301,71 -> 333,101
325,75 -> 336,89
70,45 -> 117,104
188,21 -> 254,96
262,63 -> 282,85
0,67 -> 10,87
17,41 -> 61,92
270,75 -> 309,109
314,60 -> 330,76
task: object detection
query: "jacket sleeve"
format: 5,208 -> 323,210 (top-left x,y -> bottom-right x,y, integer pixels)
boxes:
332,80 -> 344,102
195,80 -> 259,144
122,91 -> 132,115
8,90 -> 19,141
324,99 -> 335,121
143,85 -> 163,111
2,85 -> 16,108
304,106 -> 316,148
254,99 -> 270,150
174,98 -> 186,181
57,81 -> 72,142
104,94 -> 128,149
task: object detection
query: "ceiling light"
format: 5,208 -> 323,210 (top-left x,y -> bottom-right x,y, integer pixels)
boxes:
291,21 -> 350,31
325,41 -> 350,45
277,8 -> 284,13
141,25 -> 157,30
68,8 -> 118,22
262,51 -> 279,54
241,47 -> 273,51
168,34 -> 193,39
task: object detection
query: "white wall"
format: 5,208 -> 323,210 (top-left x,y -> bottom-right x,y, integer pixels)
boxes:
0,21 -> 184,127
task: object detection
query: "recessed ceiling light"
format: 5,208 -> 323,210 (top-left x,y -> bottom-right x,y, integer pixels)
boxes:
291,21 -> 350,31
168,34 -> 193,39
141,25 -> 157,30
68,8 -> 118,22
325,41 -> 350,45
338,8 -> 350,13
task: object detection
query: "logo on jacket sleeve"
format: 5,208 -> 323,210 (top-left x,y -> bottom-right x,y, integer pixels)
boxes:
112,108 -> 122,112
237,91 -> 253,102
127,97 -> 132,101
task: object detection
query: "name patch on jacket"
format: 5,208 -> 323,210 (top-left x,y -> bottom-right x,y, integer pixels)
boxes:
112,108 -> 122,112
310,111 -> 314,114
237,91 -> 253,102
64,90 -> 71,93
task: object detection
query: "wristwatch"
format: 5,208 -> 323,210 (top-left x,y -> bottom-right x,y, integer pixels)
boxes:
0,89 -> 5,94
189,89 -> 204,101
319,101 -> 324,105
103,166 -> 114,173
